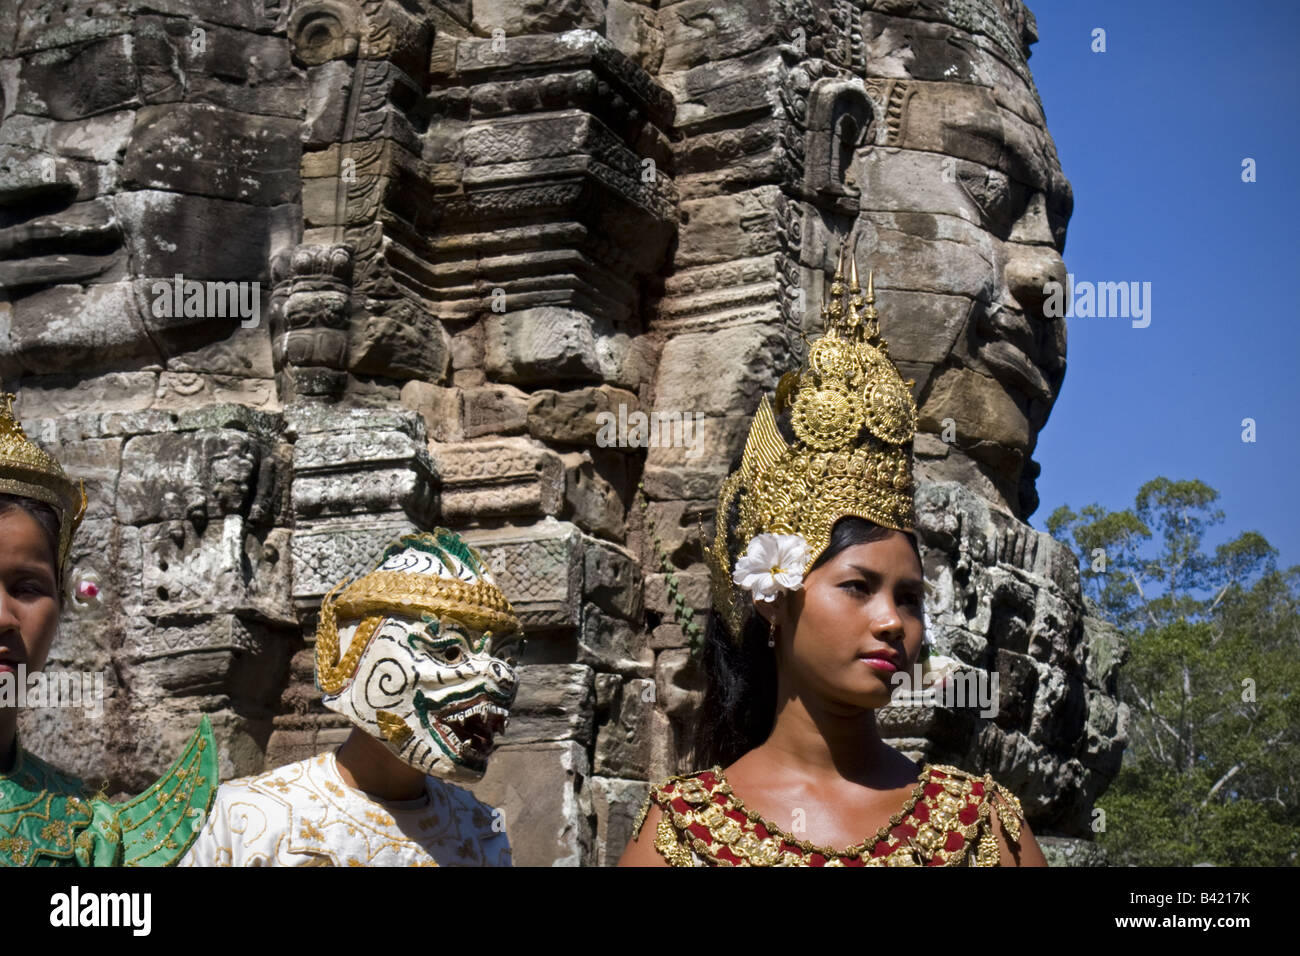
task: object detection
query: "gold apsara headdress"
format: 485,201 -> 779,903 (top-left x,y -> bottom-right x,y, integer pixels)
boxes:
0,393 -> 87,586
707,248 -> 919,639
315,529 -> 520,694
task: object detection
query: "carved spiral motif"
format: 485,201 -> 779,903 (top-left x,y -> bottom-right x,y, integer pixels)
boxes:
288,5 -> 359,67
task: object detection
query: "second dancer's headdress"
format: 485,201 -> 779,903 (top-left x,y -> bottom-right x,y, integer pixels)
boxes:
707,248 -> 919,639
0,392 -> 86,587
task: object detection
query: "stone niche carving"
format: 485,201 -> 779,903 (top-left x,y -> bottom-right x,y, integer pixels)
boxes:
802,78 -> 874,210
5,0 -> 1111,866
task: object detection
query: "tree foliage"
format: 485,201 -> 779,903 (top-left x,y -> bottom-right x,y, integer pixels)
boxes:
1048,479 -> 1299,865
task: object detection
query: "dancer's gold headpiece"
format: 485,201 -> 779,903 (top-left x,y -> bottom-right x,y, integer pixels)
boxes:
707,249 -> 918,638
0,393 -> 86,586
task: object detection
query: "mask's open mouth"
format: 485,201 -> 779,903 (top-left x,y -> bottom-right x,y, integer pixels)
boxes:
415,691 -> 510,771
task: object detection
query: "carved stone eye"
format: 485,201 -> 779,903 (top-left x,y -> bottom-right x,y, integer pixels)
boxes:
441,645 -> 462,664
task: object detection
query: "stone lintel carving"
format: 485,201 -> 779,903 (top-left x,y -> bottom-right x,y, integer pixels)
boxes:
439,30 -> 676,130
463,519 -> 642,632
286,402 -> 437,605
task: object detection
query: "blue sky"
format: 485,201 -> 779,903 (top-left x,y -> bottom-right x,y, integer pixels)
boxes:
1024,1 -> 1300,574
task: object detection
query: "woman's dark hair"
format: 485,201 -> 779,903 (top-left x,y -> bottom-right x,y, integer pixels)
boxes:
693,515 -> 922,769
0,492 -> 63,599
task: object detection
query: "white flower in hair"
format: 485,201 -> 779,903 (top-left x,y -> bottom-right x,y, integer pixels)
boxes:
732,533 -> 810,602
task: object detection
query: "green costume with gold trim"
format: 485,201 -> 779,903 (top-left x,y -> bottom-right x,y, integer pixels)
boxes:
0,716 -> 218,866
0,394 -> 221,866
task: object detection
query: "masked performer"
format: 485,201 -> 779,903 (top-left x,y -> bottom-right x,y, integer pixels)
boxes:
0,394 -> 216,867
182,530 -> 520,866
619,254 -> 1047,867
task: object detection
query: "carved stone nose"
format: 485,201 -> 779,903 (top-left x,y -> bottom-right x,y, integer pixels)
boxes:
1005,245 -> 1067,317
0,147 -> 79,208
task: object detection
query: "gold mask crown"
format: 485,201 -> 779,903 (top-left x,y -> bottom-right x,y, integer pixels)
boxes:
707,248 -> 919,639
316,529 -> 521,695
0,393 -> 87,586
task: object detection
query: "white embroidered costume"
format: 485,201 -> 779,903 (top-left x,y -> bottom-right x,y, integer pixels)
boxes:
180,530 -> 522,867
180,750 -> 510,867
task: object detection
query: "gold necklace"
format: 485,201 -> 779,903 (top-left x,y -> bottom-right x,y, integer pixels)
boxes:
708,763 -> 935,858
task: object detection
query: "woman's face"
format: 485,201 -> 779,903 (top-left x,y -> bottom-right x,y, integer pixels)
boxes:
0,507 -> 61,682
764,530 -> 925,711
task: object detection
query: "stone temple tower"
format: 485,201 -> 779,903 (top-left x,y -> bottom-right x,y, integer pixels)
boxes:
1,0 -> 1121,865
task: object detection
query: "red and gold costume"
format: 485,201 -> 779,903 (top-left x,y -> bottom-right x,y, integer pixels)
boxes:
636,763 -> 1026,867
650,249 -> 1035,869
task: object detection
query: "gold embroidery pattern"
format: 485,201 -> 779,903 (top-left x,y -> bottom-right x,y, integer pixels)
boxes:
641,764 -> 1025,868
179,752 -> 511,867
114,726 -> 214,866
0,745 -> 97,865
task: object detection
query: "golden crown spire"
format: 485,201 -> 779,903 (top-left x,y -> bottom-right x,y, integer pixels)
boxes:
708,246 -> 919,640
0,393 -> 86,585
846,257 -> 863,334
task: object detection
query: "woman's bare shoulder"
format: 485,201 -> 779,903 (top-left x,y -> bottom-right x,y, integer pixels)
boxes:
617,801 -> 671,867
616,768 -> 722,867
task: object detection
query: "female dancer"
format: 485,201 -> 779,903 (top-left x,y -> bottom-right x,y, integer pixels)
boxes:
0,393 -> 215,866
620,257 -> 1047,866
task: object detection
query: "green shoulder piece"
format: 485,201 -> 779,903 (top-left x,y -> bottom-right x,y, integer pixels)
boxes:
111,716 -> 218,867
0,747 -> 104,867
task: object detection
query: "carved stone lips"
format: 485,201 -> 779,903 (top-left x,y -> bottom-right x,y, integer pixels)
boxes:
975,304 -> 1055,405
0,199 -> 123,289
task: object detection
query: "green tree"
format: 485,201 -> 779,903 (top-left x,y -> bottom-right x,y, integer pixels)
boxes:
1049,479 -> 1299,865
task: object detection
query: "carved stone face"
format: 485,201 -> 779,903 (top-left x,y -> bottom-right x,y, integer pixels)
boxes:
0,0 -> 300,383
823,3 -> 1074,515
323,611 -> 519,783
